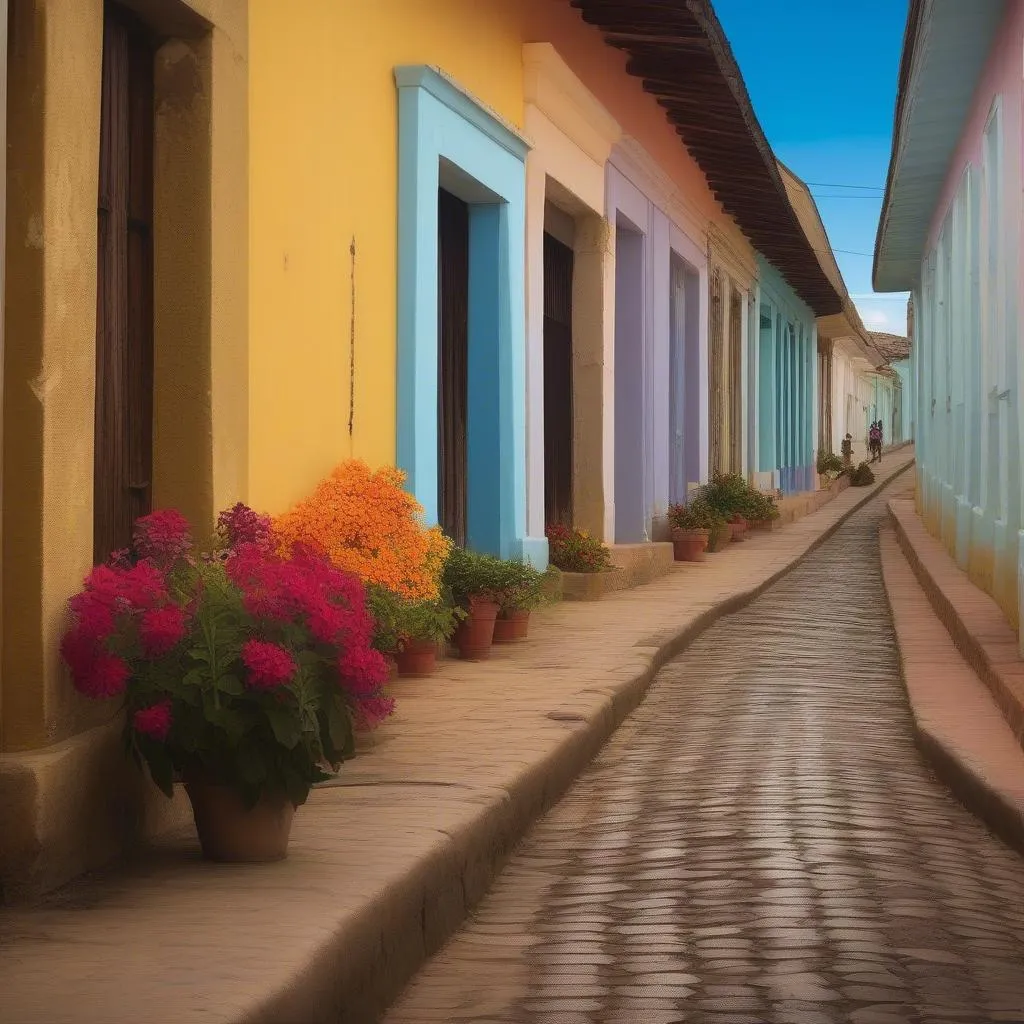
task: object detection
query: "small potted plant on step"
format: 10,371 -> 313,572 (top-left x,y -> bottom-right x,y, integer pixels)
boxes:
395,592 -> 463,676
442,548 -> 506,660
61,505 -> 394,863
494,560 -> 545,642
667,499 -> 720,561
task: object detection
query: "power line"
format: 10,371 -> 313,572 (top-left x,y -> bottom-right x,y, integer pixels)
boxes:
811,193 -> 884,200
804,180 -> 885,191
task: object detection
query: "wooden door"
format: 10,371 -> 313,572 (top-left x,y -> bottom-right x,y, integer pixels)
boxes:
668,257 -> 687,504
94,2 -> 155,563
437,188 -> 469,547
543,232 -> 574,526
728,287 -> 743,473
709,269 -> 724,476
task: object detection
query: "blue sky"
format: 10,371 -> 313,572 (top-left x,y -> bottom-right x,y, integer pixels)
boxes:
713,0 -> 910,335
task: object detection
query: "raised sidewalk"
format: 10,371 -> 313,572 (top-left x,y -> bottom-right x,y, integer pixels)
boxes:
1,450 -> 914,1024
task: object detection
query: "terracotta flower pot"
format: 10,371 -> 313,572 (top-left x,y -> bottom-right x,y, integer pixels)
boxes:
453,595 -> 499,660
729,516 -> 749,542
395,638 -> 438,677
707,521 -> 734,552
671,528 -> 709,562
184,776 -> 295,863
494,608 -> 530,642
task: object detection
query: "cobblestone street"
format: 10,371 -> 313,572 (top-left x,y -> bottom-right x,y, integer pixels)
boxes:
386,488 -> 1024,1024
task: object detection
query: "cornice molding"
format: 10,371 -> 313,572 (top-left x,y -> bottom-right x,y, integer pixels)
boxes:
395,64 -> 530,161
522,43 -> 620,166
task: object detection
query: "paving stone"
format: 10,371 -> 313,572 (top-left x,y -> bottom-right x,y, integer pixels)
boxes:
386,481 -> 1024,1024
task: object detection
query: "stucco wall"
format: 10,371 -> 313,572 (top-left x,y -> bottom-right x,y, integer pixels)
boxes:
247,0 -> 745,516
1,0 -> 248,898
913,0 -> 1023,636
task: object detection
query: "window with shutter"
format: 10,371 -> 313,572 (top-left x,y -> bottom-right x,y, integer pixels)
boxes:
543,231 -> 574,526
94,2 -> 155,562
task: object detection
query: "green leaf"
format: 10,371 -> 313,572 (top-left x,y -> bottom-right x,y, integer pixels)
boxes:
265,707 -> 302,750
216,673 -> 244,696
235,742 -> 267,787
326,699 -> 353,759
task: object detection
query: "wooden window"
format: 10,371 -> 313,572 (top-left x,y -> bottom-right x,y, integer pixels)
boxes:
437,188 -> 469,548
94,3 -> 155,562
543,231 -> 574,526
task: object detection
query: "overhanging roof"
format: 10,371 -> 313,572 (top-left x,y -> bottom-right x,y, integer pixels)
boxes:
874,0 -> 1006,292
571,0 -> 842,317
775,161 -> 878,361
868,331 -> 911,363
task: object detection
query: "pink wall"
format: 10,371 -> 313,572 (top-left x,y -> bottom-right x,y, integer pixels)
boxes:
925,1 -> 1024,254
519,0 -> 738,236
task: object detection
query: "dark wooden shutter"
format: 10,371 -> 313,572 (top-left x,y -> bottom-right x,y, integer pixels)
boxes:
543,232 -> 574,526
709,269 -> 724,476
437,189 -> 469,548
728,287 -> 742,473
94,3 -> 155,562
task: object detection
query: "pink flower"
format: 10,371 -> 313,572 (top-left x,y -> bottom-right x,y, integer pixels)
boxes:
77,652 -> 131,699
133,700 -> 172,741
352,694 -> 396,730
139,605 -> 188,656
218,503 -> 273,550
338,645 -> 390,695
61,628 -> 98,681
241,639 -> 296,690
133,509 -> 192,565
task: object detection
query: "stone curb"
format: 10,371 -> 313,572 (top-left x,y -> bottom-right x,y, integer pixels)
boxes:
879,524 -> 1024,857
340,457 -> 915,1023
886,499 -> 1024,744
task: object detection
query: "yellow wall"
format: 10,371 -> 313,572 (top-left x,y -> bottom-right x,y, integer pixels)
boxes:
247,0 -> 524,514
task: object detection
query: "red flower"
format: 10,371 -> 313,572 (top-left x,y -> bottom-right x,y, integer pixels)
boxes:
133,700 -> 172,741
352,694 -> 396,730
77,652 -> 131,699
241,639 -> 296,690
218,503 -> 273,550
338,645 -> 390,695
133,509 -> 192,565
139,605 -> 188,656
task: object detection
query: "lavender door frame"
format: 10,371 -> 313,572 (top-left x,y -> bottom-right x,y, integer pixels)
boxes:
607,160 -> 707,543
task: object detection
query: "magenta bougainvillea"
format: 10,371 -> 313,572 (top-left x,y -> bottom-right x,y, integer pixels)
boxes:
61,505 -> 394,807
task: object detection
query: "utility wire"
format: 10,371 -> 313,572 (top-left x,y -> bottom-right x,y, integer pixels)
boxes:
804,180 -> 885,191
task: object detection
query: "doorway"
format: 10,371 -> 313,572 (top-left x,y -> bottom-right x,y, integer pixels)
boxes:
94,2 -> 156,563
668,253 -> 688,504
437,187 -> 470,548
543,231 -> 574,526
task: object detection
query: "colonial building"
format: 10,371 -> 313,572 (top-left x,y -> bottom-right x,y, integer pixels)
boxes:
875,0 -> 1020,632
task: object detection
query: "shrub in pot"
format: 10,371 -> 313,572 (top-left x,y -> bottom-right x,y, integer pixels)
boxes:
396,592 -> 463,675
545,523 -> 612,574
442,548 -> 507,660
850,461 -> 876,487
667,500 -> 720,561
60,505 -> 394,863
494,560 -> 545,642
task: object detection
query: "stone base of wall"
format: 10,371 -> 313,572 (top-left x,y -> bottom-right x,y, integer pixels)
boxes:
0,720 -> 191,903
559,568 -> 628,602
608,542 -> 675,588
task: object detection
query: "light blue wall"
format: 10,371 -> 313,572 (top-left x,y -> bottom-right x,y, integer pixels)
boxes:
394,66 -> 540,566
755,256 -> 816,494
892,359 -> 913,442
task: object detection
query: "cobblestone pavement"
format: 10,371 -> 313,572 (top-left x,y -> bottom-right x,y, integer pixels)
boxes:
385,491 -> 1024,1024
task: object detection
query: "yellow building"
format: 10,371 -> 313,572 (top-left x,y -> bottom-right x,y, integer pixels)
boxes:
2,0 -> 248,898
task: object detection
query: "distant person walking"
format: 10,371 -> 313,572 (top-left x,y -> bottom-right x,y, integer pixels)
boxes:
868,421 -> 882,463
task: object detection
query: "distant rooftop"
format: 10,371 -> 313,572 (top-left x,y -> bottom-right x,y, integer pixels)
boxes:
868,331 -> 911,363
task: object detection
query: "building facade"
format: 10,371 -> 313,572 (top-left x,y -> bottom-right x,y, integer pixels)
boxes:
2,0 -> 848,899
875,0 -> 1021,632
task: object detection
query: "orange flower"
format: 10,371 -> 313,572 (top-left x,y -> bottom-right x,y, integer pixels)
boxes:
273,460 -> 450,601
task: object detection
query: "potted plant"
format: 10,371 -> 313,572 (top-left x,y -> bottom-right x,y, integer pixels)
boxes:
60,505 -> 394,863
441,547 -> 507,660
744,488 -> 781,530
494,560 -> 545,642
850,461 -> 876,486
816,449 -> 844,489
395,593 -> 463,675
667,500 -> 721,561
546,523 -> 613,573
